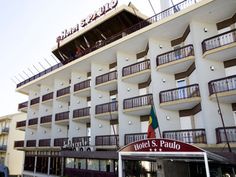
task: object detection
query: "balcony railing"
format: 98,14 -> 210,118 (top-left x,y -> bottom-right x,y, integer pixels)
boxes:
16,120 -> 26,128
156,44 -> 194,66
18,101 -> 28,109
39,139 -> 51,147
123,94 -> 153,109
30,97 -> 40,105
216,126 -> 236,143
125,133 -> 147,145
163,129 -> 207,143
26,140 -> 37,147
160,84 -> 200,103
74,79 -> 91,92
14,140 -> 24,148
72,136 -> 91,146
0,145 -> 7,151
42,92 -> 53,102
122,59 -> 150,77
54,138 -> 68,146
96,70 -> 117,85
73,107 -> 90,118
56,86 -> 70,97
16,0 -> 199,89
208,75 -> 236,95
95,101 -> 118,114
40,115 -> 52,124
55,111 -> 69,121
28,118 -> 38,126
2,127 -> 9,133
202,28 -> 236,53
95,135 -> 119,146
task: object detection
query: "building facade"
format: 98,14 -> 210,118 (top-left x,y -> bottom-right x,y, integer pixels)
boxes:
15,0 -> 236,176
0,113 -> 26,176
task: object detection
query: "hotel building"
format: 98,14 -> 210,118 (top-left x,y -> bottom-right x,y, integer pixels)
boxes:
0,113 -> 26,176
15,0 -> 236,176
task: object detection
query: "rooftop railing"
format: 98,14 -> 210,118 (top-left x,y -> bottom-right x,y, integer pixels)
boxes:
159,84 -> 200,103
163,129 -> 207,143
156,44 -> 194,66
123,94 -> 153,109
74,79 -> 91,92
122,59 -> 150,77
202,28 -> 236,53
216,126 -> 236,143
16,0 -> 200,89
208,75 -> 236,95
96,70 -> 117,85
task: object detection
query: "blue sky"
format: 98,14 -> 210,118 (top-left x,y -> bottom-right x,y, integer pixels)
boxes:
0,0 -> 180,116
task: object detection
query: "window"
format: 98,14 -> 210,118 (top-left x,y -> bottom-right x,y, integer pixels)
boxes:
75,159 -> 86,169
100,160 -> 114,172
87,159 -> 99,171
65,158 -> 75,168
110,124 -> 119,135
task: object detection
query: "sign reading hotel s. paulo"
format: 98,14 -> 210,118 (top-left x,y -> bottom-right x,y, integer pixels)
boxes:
120,139 -> 203,152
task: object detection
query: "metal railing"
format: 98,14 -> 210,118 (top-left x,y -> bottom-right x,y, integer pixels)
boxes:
123,94 -> 153,109
74,79 -> 91,92
1,127 -> 9,133
42,92 -> 53,102
16,120 -> 26,128
95,101 -> 118,114
18,101 -> 28,109
55,111 -> 69,121
124,133 -> 147,145
156,44 -> 194,66
40,115 -> 52,124
73,107 -> 90,118
14,140 -> 24,148
208,75 -> 236,95
56,86 -> 70,97
28,118 -> 38,126
72,136 -> 91,146
54,138 -> 68,146
163,129 -> 207,143
39,139 -> 51,147
216,126 -> 236,143
96,70 -> 117,85
160,84 -> 200,103
95,135 -> 119,146
26,140 -> 37,147
122,59 -> 150,77
202,28 -> 236,53
30,97 -> 40,105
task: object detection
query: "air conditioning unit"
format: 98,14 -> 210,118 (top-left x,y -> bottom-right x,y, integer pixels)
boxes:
77,146 -> 86,151
86,146 -> 96,152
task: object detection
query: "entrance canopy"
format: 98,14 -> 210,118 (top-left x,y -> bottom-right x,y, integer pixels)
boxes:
118,138 -> 228,177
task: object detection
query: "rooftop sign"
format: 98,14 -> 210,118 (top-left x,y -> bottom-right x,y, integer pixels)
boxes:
119,138 -> 203,152
56,0 -> 118,43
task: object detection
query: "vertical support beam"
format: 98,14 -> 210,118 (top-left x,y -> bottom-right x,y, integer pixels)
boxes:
204,152 -> 210,177
118,152 -> 123,177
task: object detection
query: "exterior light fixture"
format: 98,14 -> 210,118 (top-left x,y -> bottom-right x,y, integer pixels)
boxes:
159,45 -> 163,49
57,128 -> 61,132
127,88 -> 131,92
210,66 -> 215,71
98,124 -> 102,128
125,58 -> 129,61
128,121 -> 132,125
162,78 -> 166,83
166,116 -> 170,120
204,28 -> 208,32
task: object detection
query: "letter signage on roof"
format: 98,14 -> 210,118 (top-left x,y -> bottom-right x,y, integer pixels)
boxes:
56,0 -> 118,43
120,139 -> 203,152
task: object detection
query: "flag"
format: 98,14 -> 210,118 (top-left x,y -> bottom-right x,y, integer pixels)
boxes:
147,106 -> 159,138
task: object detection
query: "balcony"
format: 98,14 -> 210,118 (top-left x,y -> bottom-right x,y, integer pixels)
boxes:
1,127 -> 9,134
95,101 -> 118,120
159,84 -> 201,110
95,135 -> 119,148
18,101 -> 28,112
73,107 -> 90,123
40,115 -> 52,127
163,129 -> 207,144
72,136 -> 91,146
28,118 -> 38,129
56,86 -> 70,102
26,140 -> 37,147
55,111 -> 69,124
30,97 -> 40,107
54,138 -> 68,147
16,120 -> 26,131
38,139 -> 51,147
122,59 -> 151,83
156,44 -> 194,74
74,79 -> 91,97
14,140 -> 24,148
42,92 -> 53,106
216,126 -> 236,144
95,71 -> 117,91
202,29 -> 236,61
0,145 -> 7,152
123,94 -> 153,115
125,133 -> 147,145
208,75 -> 236,103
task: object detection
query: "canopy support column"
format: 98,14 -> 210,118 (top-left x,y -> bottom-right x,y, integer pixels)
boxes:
204,152 -> 210,177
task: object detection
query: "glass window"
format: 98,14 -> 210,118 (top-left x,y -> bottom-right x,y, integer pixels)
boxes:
100,160 -> 114,172
75,159 -> 86,170
65,158 -> 75,168
87,159 -> 99,171
110,124 -> 118,135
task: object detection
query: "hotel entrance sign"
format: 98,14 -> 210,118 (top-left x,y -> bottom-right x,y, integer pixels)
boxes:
120,138 -> 203,152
